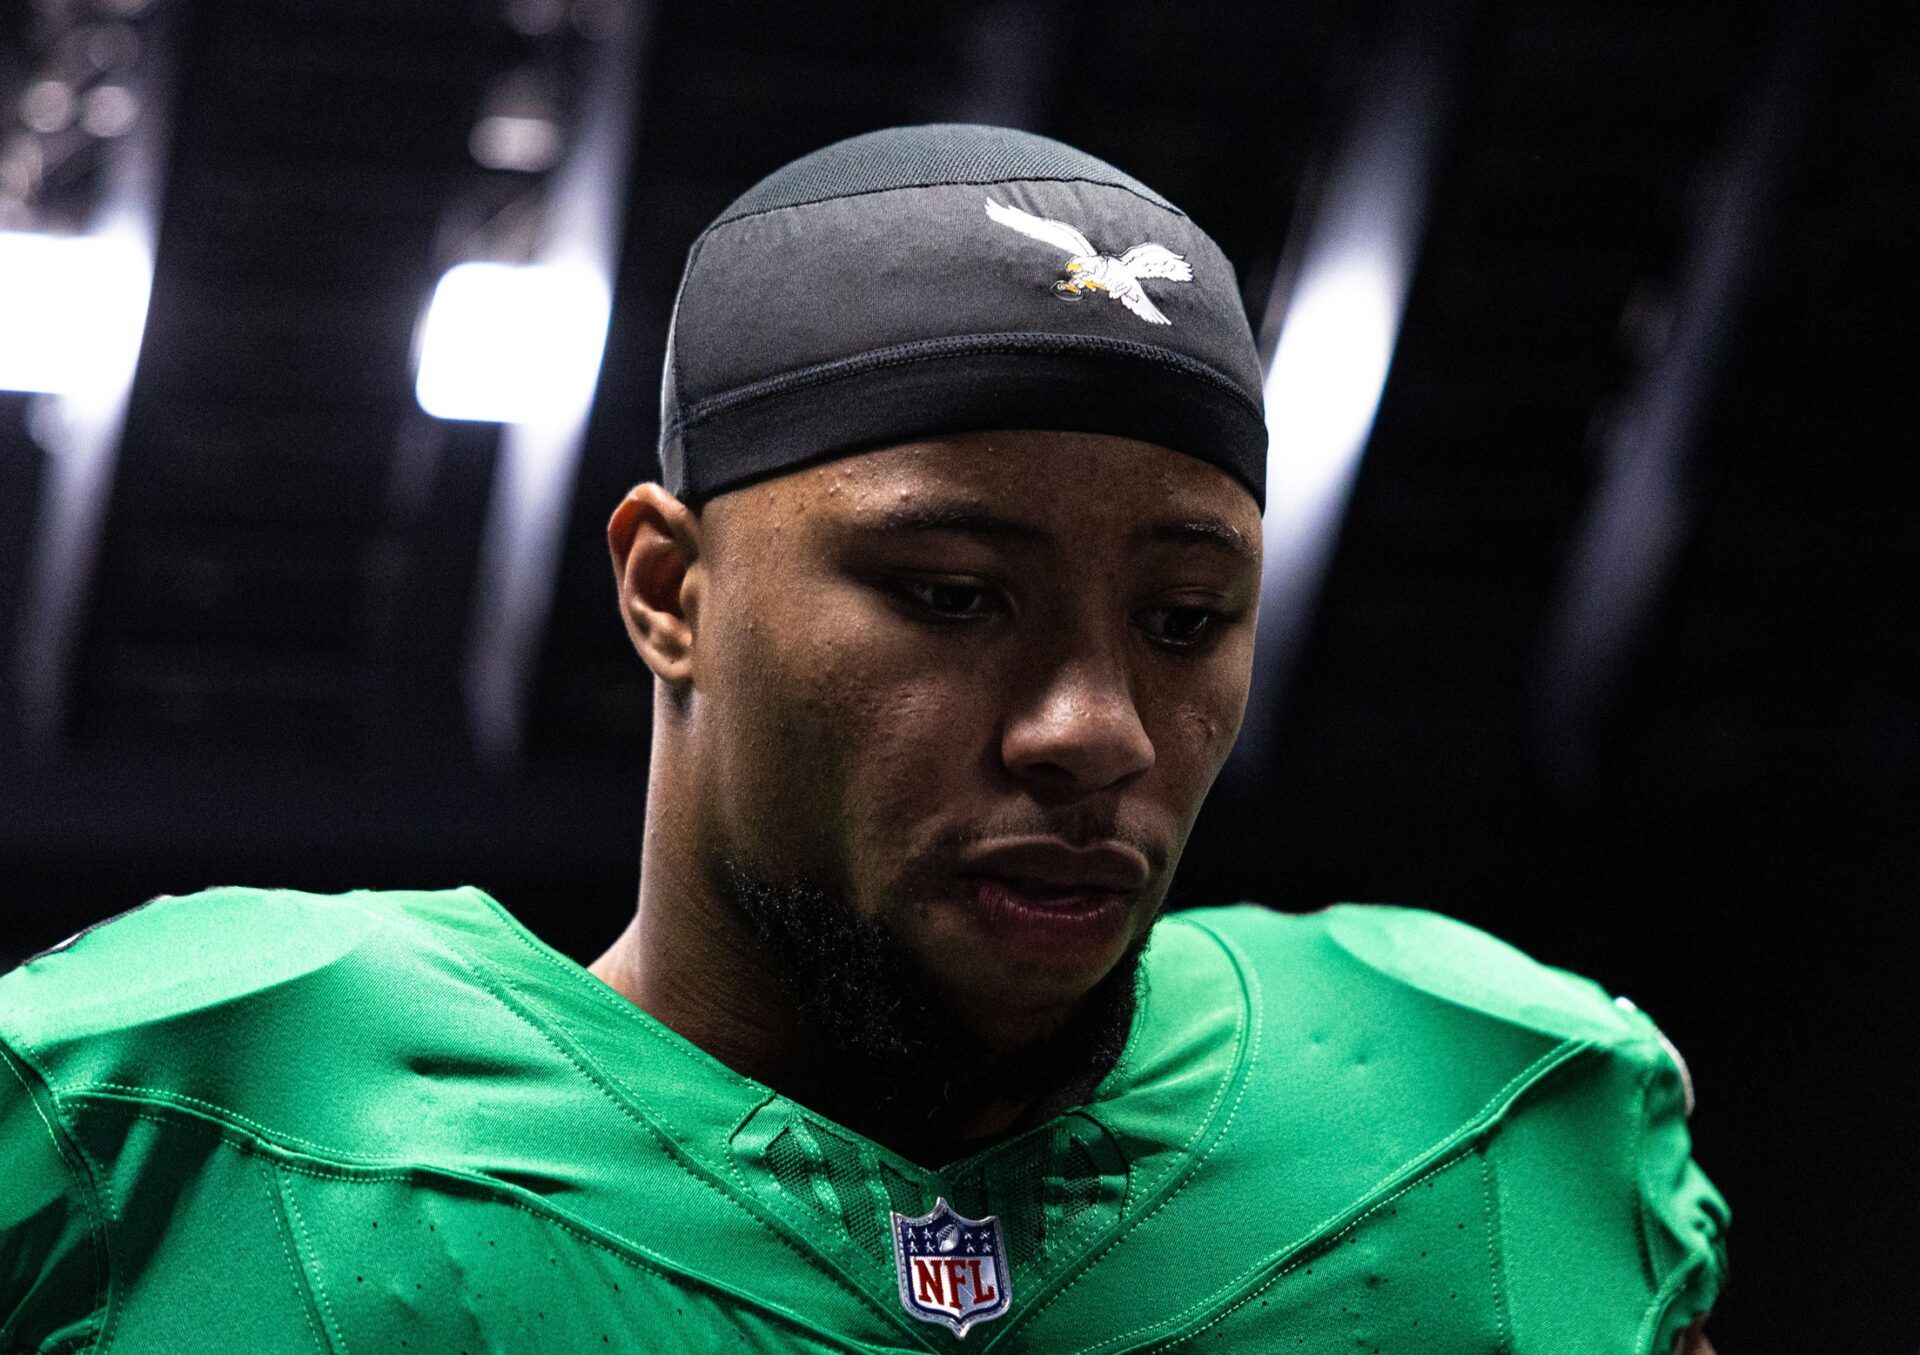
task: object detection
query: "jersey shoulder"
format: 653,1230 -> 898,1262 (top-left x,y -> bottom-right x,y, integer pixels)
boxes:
1182,901 -> 1640,1045
1172,903 -> 1727,1350
0,886 -> 545,1138
0,885 -> 498,1050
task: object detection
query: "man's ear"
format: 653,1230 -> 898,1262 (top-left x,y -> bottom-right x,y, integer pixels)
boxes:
608,483 -> 701,690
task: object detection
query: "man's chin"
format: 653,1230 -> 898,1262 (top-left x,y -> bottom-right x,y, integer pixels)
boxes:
872,912 -> 1151,1111
945,937 -> 1148,1108
717,854 -> 1146,1110
907,939 -> 1130,1053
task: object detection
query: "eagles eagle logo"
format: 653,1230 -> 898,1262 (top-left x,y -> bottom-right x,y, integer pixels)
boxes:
984,198 -> 1194,325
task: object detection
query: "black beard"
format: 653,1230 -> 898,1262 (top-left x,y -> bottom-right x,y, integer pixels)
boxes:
714,855 -> 1147,1120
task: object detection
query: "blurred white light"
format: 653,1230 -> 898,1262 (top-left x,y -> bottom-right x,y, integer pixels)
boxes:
0,229 -> 152,398
470,114 -> 562,172
414,261 -> 610,424
1260,247 -> 1400,545
21,80 -> 75,134
505,0 -> 567,34
1225,27 -> 1449,777
81,85 -> 139,138
0,141 -> 44,198
570,0 -> 624,41
84,23 -> 142,72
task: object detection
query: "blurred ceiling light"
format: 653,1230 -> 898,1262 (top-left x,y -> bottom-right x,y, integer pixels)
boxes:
21,80 -> 76,134
504,0 -> 567,35
81,85 -> 139,138
414,261 -> 610,424
470,113 -> 562,172
0,140 -> 45,198
570,0 -> 624,41
1261,246 -> 1402,533
84,23 -> 141,72
0,228 -> 152,398
1226,10 -> 1450,777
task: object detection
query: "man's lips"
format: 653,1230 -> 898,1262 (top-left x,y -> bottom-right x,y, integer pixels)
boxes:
961,875 -> 1134,957
950,839 -> 1152,956
954,837 -> 1151,897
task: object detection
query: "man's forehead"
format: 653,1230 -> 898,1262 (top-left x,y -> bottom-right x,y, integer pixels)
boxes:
840,496 -> 1262,570
699,430 -> 1263,571
797,430 -> 1258,521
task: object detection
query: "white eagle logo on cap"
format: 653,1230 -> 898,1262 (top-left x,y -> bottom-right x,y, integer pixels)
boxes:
984,199 -> 1193,325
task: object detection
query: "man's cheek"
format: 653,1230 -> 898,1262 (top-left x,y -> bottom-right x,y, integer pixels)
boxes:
1158,662 -> 1250,767
1188,699 -> 1243,774
846,688 -> 983,843
848,720 -> 966,839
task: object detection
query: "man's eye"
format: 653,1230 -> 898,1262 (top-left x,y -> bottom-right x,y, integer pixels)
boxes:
1140,606 -> 1223,648
898,580 -> 997,619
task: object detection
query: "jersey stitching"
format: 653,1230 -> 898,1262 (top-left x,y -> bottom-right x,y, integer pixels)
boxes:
34,890 -> 783,1343
264,1153 -> 849,1345
1630,1056 -> 1661,1295
1635,1246 -> 1720,1355
74,1117 -> 123,1354
261,1157 -> 339,1354
9,894 -> 918,1350
277,1161 -> 350,1355
723,1090 -> 780,1195
1479,1146 -> 1512,1353
1068,1036 -> 1590,1354
1628,1045 -> 1723,1355
423,919 -> 930,1343
0,1047 -> 111,1355
76,1095 -> 905,1350
998,918 -> 1260,1345
63,1084 -> 388,1162
92,1097 -> 756,1289
1031,1131 -> 1134,1269
320,892 -> 916,1336
430,894 -> 938,1341
455,888 -> 763,1088
1151,1150 -> 1478,1351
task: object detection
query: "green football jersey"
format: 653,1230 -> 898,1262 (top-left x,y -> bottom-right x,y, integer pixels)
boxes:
0,886 -> 1726,1353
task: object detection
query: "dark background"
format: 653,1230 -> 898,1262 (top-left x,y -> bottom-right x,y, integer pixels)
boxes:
2,0 -> 1914,1348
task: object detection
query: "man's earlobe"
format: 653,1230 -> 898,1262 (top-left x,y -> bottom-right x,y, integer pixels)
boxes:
608,483 -> 701,690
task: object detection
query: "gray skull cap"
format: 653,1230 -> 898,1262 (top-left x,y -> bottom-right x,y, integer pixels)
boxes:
657,123 -> 1267,508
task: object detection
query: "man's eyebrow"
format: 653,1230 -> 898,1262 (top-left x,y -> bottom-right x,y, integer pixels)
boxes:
1140,517 -> 1259,565
857,503 -> 1048,544
851,503 -> 1257,564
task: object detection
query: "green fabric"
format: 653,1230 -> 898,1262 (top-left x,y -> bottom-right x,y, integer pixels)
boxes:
0,887 -> 1727,1352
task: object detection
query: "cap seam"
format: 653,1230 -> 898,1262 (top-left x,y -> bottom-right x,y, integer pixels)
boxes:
664,331 -> 1261,439
707,173 -> 1187,233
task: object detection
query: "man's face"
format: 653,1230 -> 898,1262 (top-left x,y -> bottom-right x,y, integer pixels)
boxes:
679,429 -> 1262,1059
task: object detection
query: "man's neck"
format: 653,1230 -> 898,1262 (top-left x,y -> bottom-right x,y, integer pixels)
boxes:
586,855 -> 1046,1168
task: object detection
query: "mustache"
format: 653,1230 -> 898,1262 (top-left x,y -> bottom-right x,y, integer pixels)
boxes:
924,812 -> 1171,878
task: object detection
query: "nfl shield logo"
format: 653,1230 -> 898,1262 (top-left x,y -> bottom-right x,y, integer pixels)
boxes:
890,1197 -> 1012,1337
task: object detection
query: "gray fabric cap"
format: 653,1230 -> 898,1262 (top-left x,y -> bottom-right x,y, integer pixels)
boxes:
657,123 -> 1267,508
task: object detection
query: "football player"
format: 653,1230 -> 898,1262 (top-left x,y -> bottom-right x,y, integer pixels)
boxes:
1,124 -> 1725,1352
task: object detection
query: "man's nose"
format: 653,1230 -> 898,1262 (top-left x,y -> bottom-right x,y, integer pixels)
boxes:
1000,650 -> 1155,796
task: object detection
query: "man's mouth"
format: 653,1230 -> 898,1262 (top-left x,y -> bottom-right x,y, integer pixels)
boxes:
969,876 -> 1128,911
942,837 -> 1154,958
960,876 -> 1133,959
974,876 -> 1120,906
954,837 -> 1150,894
